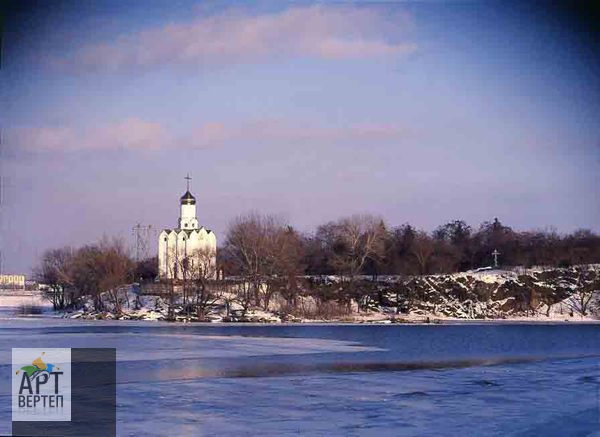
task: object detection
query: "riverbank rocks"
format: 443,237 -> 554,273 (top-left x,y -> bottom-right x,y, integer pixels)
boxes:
380,266 -> 599,319
57,265 -> 599,322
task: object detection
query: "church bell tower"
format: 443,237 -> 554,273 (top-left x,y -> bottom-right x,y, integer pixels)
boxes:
178,174 -> 199,230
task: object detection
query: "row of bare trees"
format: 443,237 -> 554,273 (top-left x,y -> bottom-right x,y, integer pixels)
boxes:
36,239 -> 134,312
37,232 -> 222,318
223,214 -> 600,278
35,213 -> 600,319
302,217 -> 600,276
218,213 -> 600,314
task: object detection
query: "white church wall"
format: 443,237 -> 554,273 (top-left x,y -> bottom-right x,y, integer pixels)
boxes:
179,204 -> 198,229
158,186 -> 217,280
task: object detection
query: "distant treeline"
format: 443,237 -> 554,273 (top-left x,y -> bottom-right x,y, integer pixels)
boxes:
35,214 -> 600,319
37,215 -> 600,291
220,214 -> 600,277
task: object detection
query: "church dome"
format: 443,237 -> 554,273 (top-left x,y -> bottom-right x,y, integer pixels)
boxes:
180,190 -> 196,205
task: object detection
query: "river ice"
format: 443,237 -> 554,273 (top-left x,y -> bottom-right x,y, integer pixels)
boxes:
0,319 -> 598,436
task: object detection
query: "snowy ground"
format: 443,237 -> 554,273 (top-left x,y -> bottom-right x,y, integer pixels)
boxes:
56,286 -> 600,324
2,265 -> 598,324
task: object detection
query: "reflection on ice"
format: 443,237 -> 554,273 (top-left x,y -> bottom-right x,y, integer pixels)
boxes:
0,321 -> 599,436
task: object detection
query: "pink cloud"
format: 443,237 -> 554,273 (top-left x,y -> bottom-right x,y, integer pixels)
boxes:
61,5 -> 416,70
10,118 -> 169,153
184,119 -> 408,149
93,118 -> 168,150
8,118 -> 409,154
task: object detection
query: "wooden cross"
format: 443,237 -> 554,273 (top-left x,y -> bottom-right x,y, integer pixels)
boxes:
184,174 -> 192,191
492,249 -> 500,268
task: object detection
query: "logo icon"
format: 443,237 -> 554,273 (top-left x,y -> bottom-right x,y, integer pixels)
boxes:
16,351 -> 60,379
12,348 -> 71,422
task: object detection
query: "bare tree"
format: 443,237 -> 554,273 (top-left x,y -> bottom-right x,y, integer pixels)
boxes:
240,281 -> 257,317
316,215 -> 386,310
222,213 -> 307,314
71,245 -> 104,311
43,239 -> 135,314
321,214 -> 387,279
185,247 -> 220,320
270,226 -> 306,309
410,231 -> 435,275
567,266 -> 600,317
35,247 -> 76,310
224,213 -> 281,308
96,238 -> 135,314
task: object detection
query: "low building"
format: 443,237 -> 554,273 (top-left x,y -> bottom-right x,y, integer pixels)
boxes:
0,274 -> 26,289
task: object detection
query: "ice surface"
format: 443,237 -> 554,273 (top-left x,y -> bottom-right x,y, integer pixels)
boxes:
0,321 -> 598,436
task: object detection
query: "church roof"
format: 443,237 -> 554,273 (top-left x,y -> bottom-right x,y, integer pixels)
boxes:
162,227 -> 213,235
180,190 -> 196,205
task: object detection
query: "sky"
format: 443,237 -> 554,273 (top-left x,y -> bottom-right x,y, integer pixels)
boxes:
1,1 -> 599,274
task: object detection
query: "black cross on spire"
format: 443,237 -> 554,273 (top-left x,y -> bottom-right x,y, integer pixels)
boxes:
184,174 -> 192,191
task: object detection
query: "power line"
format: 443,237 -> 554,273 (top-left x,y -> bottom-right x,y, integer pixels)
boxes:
132,223 -> 153,262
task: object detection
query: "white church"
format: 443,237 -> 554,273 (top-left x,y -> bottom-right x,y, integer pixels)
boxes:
158,177 -> 217,280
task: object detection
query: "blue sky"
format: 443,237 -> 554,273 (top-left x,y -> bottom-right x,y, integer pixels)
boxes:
1,1 -> 599,274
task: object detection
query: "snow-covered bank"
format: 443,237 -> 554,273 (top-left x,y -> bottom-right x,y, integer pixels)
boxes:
50,265 -> 600,324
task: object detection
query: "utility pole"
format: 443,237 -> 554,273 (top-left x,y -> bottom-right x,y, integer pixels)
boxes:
132,223 -> 153,262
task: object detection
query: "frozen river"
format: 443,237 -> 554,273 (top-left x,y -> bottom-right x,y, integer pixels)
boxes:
1,317 -> 599,435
